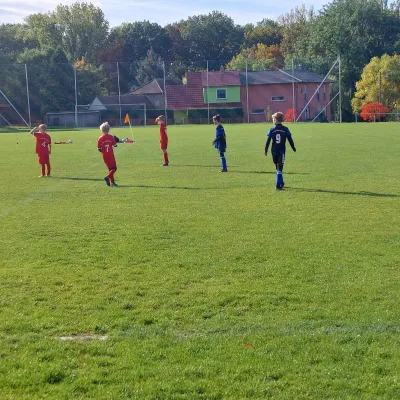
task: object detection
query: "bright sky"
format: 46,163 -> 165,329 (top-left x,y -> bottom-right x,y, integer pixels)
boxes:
0,0 -> 328,26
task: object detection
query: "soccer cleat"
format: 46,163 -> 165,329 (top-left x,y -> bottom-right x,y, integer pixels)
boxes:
38,175 -> 44,178
220,169 -> 228,172
111,182 -> 118,187
104,176 -> 110,186
276,185 -> 284,191
161,163 -> 169,167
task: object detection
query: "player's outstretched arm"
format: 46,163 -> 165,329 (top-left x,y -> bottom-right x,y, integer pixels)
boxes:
29,126 -> 37,135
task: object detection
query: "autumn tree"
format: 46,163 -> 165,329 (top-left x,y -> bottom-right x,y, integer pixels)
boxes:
352,54 -> 400,112
226,44 -> 284,71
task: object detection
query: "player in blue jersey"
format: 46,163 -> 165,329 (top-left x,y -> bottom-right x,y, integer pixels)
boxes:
212,114 -> 228,172
265,112 -> 296,190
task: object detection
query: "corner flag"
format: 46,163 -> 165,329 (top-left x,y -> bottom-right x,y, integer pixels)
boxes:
124,113 -> 130,124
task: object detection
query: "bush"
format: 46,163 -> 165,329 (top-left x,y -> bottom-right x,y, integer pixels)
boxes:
360,103 -> 389,122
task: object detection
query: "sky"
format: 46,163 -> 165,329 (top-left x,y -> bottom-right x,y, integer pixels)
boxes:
0,0 -> 329,26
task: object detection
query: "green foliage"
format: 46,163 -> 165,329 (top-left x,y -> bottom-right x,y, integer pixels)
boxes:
0,124 -> 399,399
352,53 -> 400,112
181,11 -> 244,69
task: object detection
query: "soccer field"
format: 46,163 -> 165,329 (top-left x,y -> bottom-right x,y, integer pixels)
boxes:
0,123 -> 399,399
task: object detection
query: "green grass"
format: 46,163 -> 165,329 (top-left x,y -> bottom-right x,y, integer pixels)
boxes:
0,123 -> 399,399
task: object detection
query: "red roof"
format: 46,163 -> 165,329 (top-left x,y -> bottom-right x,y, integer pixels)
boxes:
167,72 -> 204,110
201,71 -> 240,87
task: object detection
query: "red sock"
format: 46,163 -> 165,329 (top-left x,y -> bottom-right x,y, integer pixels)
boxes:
108,169 -> 115,183
163,152 -> 169,164
41,164 -> 45,176
46,163 -> 51,176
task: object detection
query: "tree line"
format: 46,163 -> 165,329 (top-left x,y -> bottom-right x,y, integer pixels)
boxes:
1,0 -> 400,121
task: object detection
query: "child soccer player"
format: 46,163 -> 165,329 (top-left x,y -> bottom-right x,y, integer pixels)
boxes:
156,115 -> 169,166
265,112 -> 296,190
97,122 -> 118,187
211,114 -> 228,172
30,124 -> 51,177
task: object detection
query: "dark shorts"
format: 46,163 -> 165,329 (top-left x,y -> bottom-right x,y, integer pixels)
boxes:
272,153 -> 285,165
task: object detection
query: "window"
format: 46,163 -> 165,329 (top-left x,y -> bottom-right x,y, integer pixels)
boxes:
317,90 -> 320,101
216,88 -> 227,100
304,86 -> 308,102
323,85 -> 326,101
305,106 -> 310,120
250,109 -> 265,115
271,96 -> 285,102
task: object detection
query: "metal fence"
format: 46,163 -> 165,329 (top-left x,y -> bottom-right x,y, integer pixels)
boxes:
0,59 -> 341,128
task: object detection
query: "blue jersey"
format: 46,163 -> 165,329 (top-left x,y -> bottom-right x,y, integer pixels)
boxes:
265,124 -> 295,155
213,124 -> 227,152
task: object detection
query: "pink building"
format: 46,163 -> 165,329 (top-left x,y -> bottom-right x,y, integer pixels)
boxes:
240,70 -> 332,122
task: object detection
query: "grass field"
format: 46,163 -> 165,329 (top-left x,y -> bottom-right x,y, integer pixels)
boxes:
0,122 -> 399,399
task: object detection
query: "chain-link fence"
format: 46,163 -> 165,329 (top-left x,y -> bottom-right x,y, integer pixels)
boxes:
0,58 -> 340,128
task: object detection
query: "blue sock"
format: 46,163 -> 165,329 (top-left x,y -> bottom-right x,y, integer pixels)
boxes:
221,155 -> 227,170
276,171 -> 283,187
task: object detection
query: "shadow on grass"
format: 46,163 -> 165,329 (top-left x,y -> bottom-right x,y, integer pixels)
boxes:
173,164 -> 238,168
120,184 -> 203,190
230,170 -> 310,175
288,187 -> 400,198
56,177 -> 104,182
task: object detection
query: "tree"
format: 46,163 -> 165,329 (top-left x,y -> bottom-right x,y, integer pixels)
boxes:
181,11 -> 244,69
360,103 -> 389,121
102,21 -> 171,63
135,48 -> 165,87
226,44 -> 284,71
352,54 -> 400,112
53,3 -> 109,63
244,19 -> 283,48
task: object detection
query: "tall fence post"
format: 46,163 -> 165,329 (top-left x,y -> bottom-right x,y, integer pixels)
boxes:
245,59 -> 249,123
292,58 -> 295,123
207,60 -> 210,123
117,62 -> 122,126
24,64 -> 31,127
74,64 -> 78,128
163,61 -> 167,124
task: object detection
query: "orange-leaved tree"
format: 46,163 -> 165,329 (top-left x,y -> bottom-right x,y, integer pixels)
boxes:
360,103 -> 389,122
284,108 -> 298,122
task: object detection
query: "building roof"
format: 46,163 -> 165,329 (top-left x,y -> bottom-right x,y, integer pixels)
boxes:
239,70 -> 333,85
201,70 -> 241,87
166,72 -> 204,110
95,94 -> 154,107
131,78 -> 182,95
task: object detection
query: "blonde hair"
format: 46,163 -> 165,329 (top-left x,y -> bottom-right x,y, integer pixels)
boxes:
272,112 -> 284,123
100,122 -> 110,133
39,124 -> 47,131
157,115 -> 165,122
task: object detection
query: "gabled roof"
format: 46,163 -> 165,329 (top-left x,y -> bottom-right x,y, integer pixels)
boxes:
239,70 -> 332,85
95,95 -> 154,107
201,71 -> 240,87
166,72 -> 204,110
131,78 -> 182,95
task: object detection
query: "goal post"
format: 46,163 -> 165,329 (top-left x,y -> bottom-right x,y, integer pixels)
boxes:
84,103 -> 148,127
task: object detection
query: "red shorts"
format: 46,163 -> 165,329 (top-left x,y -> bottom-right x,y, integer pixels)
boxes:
105,161 -> 117,170
160,140 -> 168,150
38,153 -> 49,165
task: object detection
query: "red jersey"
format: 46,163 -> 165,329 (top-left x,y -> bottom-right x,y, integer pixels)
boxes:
97,133 -> 117,167
159,122 -> 168,142
34,132 -> 51,155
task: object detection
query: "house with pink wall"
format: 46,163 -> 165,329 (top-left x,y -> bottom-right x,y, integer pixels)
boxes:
240,70 -> 332,122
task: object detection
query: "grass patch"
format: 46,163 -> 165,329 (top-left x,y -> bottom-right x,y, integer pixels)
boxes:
0,122 -> 399,399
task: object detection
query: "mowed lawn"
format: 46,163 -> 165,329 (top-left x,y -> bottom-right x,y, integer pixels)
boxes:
0,122 -> 399,399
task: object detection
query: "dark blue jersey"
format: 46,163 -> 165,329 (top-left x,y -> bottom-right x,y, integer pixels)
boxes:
213,124 -> 227,152
265,124 -> 296,155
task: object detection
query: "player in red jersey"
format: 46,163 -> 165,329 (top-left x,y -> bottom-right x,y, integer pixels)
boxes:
156,115 -> 169,166
30,124 -> 52,177
97,122 -> 118,187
